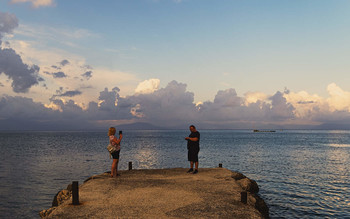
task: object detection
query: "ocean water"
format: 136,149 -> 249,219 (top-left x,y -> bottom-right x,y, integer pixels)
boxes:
0,130 -> 349,218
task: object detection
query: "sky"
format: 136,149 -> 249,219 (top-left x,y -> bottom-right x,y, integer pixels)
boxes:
1,0 -> 350,130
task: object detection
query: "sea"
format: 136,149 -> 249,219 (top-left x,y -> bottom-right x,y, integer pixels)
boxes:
0,130 -> 349,218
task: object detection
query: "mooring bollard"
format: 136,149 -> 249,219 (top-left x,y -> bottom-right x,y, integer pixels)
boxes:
129,161 -> 132,170
241,191 -> 247,204
219,163 -> 223,168
72,181 -> 79,205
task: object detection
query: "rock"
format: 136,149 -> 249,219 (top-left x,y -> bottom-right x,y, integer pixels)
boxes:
252,194 -> 270,219
231,171 -> 246,180
52,189 -> 71,207
237,177 -> 259,193
39,207 -> 56,218
66,183 -> 72,192
232,172 -> 266,218
51,192 -> 59,207
84,176 -> 93,183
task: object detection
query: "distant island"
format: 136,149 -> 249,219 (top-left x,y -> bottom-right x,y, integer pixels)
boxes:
114,122 -> 165,130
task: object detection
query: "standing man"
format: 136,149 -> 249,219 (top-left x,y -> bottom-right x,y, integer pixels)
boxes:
185,125 -> 200,174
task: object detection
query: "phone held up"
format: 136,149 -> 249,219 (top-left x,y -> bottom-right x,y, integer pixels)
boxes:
119,130 -> 122,135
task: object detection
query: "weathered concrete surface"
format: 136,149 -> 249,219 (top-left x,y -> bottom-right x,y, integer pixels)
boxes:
41,168 -> 268,218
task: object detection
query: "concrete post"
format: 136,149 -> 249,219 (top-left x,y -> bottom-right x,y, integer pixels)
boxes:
72,181 -> 79,205
241,191 -> 247,204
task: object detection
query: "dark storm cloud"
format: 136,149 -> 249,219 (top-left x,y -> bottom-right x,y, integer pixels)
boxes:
0,12 -> 41,93
0,95 -> 92,130
0,95 -> 52,120
0,47 -> 41,93
81,71 -> 92,80
52,71 -> 67,78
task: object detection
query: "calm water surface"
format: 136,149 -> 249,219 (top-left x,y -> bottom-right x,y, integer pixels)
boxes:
0,130 -> 349,218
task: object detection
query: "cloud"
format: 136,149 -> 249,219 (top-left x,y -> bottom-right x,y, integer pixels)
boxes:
0,11 -> 142,122
244,91 -> 268,105
83,64 -> 93,70
2,79 -> 350,130
2,14 -> 134,108
51,65 -> 60,69
52,71 -> 67,78
0,12 -> 18,41
51,71 -> 67,78
14,23 -> 99,43
60,59 -> 69,66
0,47 -> 41,93
81,71 -> 92,80
57,90 -> 82,97
113,80 -> 199,127
10,0 -> 55,8
326,83 -> 350,112
135,78 -> 160,94
0,95 -> 86,131
297,101 -> 315,104
213,89 -> 242,107
268,91 -> 295,121
98,87 -> 120,111
0,12 -> 42,93
197,88 -> 268,125
50,87 -> 82,101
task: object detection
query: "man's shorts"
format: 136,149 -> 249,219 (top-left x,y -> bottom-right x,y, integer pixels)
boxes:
188,148 -> 199,162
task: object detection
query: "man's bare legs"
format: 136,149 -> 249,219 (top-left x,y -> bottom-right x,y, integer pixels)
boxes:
195,161 -> 198,170
188,161 -> 198,173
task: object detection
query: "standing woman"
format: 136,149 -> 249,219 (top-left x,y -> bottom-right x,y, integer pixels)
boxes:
108,127 -> 122,177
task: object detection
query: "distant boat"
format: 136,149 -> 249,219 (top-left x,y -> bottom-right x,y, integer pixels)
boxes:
253,129 -> 276,133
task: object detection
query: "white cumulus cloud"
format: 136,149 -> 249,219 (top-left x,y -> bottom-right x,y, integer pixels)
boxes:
327,83 -> 350,112
135,78 -> 160,94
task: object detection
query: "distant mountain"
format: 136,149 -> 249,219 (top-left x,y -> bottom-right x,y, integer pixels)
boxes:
316,123 -> 350,130
114,122 -> 165,130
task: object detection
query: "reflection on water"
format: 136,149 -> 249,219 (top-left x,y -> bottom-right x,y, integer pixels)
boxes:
133,143 -> 160,169
0,130 -> 349,218
327,143 -> 350,148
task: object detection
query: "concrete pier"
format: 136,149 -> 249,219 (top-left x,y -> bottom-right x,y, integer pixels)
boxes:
40,168 -> 269,218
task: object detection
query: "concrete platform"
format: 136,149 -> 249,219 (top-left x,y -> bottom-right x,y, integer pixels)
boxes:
40,168 -> 268,218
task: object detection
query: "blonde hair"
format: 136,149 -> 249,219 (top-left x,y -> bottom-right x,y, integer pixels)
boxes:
108,127 -> 116,136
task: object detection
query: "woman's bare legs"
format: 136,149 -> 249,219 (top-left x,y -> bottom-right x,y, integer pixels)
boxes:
111,159 -> 119,177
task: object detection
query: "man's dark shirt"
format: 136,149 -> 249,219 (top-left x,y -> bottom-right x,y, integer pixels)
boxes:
187,131 -> 200,151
